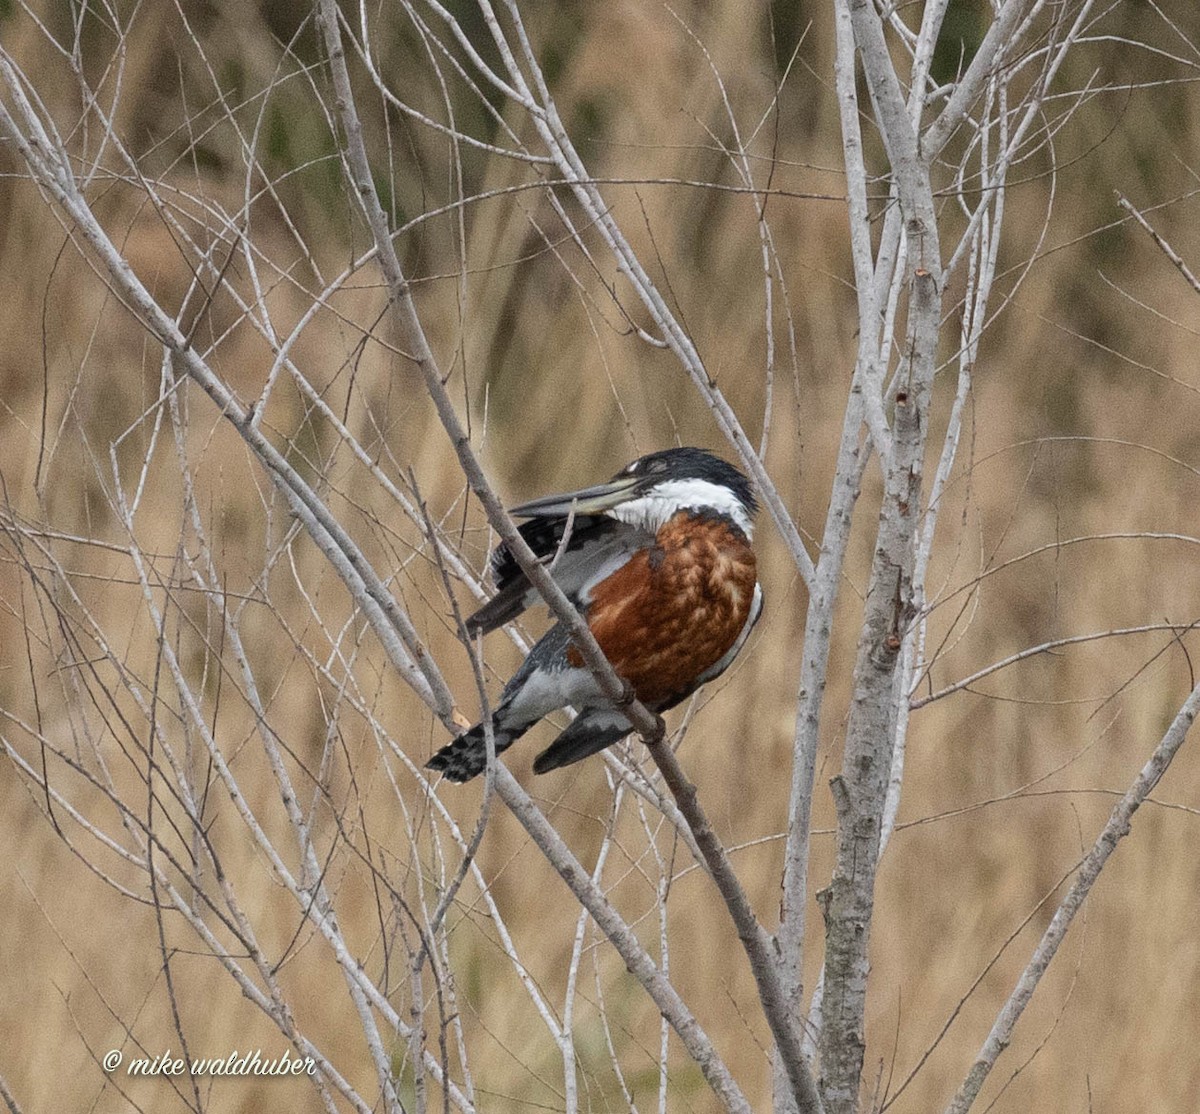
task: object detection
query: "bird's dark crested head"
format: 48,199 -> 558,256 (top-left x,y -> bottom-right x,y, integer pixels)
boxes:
609,446 -> 758,538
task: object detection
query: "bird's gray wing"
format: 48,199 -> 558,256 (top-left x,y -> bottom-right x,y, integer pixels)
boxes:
467,515 -> 653,634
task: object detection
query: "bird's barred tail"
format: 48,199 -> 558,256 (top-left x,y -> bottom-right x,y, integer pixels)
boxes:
429,708 -> 636,782
426,718 -> 529,783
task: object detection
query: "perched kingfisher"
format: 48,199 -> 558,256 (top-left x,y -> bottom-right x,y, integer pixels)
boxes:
427,447 -> 762,782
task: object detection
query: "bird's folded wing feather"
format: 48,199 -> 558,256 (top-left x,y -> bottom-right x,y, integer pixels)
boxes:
467,515 -> 653,634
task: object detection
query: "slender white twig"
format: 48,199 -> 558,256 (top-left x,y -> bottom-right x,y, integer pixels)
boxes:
912,623 -> 1200,709
945,679 -> 1200,1114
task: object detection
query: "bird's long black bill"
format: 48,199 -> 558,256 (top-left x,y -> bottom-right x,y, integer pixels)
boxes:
509,476 -> 639,518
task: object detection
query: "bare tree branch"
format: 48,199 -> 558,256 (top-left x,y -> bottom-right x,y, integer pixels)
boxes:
945,678 -> 1200,1114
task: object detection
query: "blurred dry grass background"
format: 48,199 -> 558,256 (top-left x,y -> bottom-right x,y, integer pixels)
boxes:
2,1 -> 1200,1111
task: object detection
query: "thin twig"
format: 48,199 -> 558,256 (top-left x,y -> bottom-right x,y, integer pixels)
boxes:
945,678 -> 1200,1114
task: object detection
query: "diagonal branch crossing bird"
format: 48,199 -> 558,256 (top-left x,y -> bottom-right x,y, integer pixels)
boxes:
427,447 -> 762,782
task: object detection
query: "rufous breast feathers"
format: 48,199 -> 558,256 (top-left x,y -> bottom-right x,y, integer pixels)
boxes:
573,511 -> 757,705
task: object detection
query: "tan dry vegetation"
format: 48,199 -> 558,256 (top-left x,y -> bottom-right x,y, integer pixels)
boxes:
1,1 -> 1200,1112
